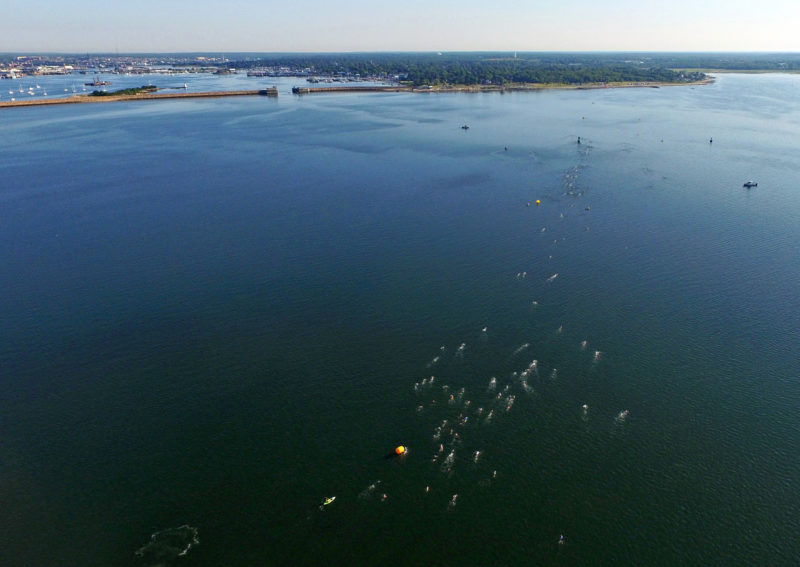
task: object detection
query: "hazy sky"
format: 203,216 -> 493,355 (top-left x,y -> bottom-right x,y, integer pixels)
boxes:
5,0 -> 800,53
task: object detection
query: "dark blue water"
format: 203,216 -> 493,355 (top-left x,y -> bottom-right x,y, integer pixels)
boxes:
1,74 -> 799,566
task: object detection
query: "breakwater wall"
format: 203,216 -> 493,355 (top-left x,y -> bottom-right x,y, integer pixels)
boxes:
291,86 -> 411,94
0,87 -> 278,109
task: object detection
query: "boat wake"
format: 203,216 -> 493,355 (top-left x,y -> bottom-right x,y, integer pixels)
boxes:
135,525 -> 199,566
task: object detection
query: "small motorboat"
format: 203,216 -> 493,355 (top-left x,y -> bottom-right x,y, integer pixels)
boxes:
743,181 -> 757,188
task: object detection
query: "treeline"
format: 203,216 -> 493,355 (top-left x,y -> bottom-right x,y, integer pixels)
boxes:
631,53 -> 800,71
399,60 -> 703,85
228,53 -> 706,85
89,85 -> 157,97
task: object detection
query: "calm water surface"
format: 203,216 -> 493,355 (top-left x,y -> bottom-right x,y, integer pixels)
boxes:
1,74 -> 799,566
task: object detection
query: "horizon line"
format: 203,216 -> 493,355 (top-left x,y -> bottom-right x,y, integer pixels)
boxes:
4,50 -> 800,56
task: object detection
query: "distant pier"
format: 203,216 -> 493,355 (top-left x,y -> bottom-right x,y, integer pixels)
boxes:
0,86 -> 278,109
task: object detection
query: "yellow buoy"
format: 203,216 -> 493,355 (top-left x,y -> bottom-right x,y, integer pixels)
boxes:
395,445 -> 407,455
535,200 -> 541,205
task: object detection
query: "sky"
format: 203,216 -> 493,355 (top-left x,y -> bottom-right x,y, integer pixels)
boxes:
4,0 -> 800,53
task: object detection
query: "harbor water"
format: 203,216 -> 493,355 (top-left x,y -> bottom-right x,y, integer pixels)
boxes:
1,73 -> 799,566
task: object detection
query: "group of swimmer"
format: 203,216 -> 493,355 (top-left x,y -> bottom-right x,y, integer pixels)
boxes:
319,144 -> 636,548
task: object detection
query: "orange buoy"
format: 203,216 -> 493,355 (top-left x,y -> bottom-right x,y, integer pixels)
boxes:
395,445 -> 407,455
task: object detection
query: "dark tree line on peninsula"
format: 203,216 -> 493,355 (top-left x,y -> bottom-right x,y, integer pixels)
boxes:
232,53 -> 707,85
9,52 -> 800,85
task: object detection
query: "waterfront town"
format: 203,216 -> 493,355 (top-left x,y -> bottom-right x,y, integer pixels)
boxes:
0,53 -> 391,81
0,52 -> 715,107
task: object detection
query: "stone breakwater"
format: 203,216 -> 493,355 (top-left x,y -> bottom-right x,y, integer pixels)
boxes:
0,87 -> 278,108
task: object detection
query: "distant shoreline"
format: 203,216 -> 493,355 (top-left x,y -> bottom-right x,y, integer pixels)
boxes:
0,78 -> 714,109
671,68 -> 800,75
294,77 -> 714,95
411,77 -> 714,93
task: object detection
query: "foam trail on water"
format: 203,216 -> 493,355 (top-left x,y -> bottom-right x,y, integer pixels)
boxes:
441,450 -> 455,474
358,480 -> 382,500
512,343 -> 530,357
448,494 -> 459,509
135,525 -> 199,564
